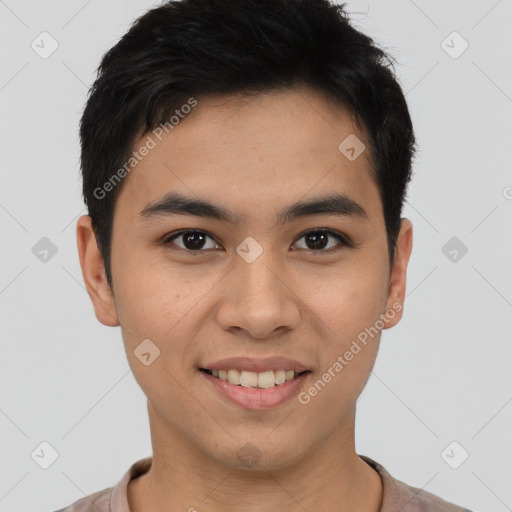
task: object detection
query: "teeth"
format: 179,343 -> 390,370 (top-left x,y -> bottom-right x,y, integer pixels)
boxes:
212,369 -> 301,388
240,370 -> 258,387
257,371 -> 275,388
275,369 -> 286,385
227,369 -> 241,385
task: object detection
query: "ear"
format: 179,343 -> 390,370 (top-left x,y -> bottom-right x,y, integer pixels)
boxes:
76,215 -> 119,327
383,218 -> 413,329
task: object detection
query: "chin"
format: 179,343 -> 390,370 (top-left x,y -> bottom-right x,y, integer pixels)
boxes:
207,437 -> 307,472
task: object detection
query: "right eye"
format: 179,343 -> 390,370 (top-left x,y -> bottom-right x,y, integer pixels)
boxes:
162,230 -> 221,252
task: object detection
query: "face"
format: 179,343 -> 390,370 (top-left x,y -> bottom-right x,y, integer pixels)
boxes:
77,87 -> 412,471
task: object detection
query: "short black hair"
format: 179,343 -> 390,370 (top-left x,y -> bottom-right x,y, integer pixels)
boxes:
80,0 -> 416,291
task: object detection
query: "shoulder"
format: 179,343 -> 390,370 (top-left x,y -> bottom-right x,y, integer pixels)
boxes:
50,486 -> 113,512
391,478 -> 473,512
49,456 -> 152,512
359,455 -> 474,512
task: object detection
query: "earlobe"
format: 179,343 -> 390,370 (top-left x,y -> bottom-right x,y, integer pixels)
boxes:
76,215 -> 120,327
383,218 -> 413,329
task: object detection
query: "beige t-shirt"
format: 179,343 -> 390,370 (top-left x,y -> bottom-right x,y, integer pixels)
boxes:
53,455 -> 473,511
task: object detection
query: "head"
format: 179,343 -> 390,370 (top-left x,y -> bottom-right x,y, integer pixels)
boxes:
77,0 -> 415,471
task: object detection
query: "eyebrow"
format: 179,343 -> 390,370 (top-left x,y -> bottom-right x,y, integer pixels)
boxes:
139,191 -> 369,225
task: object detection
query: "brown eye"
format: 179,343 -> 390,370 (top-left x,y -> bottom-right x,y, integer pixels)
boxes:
163,230 -> 219,252
293,229 -> 349,252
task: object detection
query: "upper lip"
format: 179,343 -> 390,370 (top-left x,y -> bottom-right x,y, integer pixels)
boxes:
201,356 -> 310,373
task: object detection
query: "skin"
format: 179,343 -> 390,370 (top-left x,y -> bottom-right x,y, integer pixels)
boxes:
76,87 -> 413,512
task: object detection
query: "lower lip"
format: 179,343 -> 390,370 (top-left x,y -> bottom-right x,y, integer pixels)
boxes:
199,370 -> 310,410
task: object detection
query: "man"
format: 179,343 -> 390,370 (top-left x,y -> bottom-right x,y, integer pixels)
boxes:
59,0 -> 473,510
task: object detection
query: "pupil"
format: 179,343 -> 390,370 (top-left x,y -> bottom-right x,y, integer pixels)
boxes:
184,232 -> 205,250
307,232 -> 328,250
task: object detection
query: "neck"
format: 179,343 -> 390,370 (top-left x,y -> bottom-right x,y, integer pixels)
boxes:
127,403 -> 382,512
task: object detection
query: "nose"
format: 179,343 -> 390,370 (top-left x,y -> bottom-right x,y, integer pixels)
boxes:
216,251 -> 301,339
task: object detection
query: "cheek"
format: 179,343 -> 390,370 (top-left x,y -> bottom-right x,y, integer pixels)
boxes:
295,262 -> 387,401
113,257 -> 223,384
295,274 -> 385,426
113,265 -> 198,409
297,347 -> 375,437
113,252 -> 198,337
304,262 -> 388,340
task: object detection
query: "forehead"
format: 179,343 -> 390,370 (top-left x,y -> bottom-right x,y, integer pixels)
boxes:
114,87 -> 382,226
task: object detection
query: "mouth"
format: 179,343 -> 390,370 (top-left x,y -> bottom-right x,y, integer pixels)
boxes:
199,368 -> 311,389
199,367 -> 312,410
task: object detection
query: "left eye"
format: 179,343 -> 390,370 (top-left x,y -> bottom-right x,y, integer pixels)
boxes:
163,229 -> 348,253
292,229 -> 348,252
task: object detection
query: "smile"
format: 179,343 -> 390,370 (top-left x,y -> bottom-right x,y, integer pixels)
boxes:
200,368 -> 308,389
199,368 -> 312,410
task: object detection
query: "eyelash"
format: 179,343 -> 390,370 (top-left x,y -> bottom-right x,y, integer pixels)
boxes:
161,228 -> 352,254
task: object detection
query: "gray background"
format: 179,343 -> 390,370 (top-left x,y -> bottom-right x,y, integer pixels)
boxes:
0,1 -> 511,511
